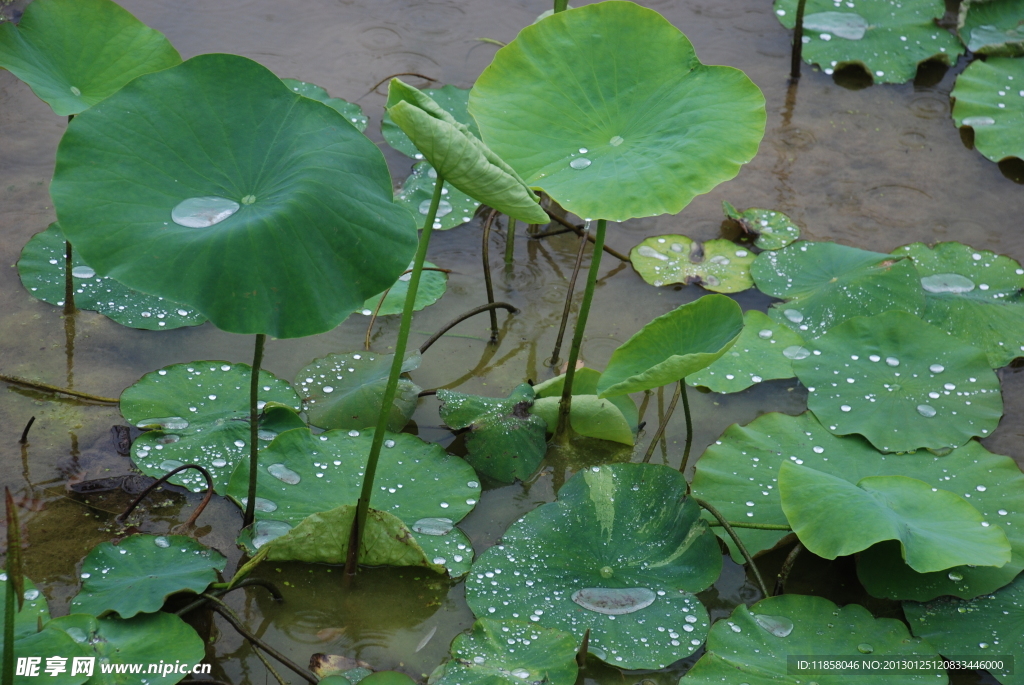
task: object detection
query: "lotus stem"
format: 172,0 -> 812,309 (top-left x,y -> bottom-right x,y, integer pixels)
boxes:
545,211 -> 629,262
175,578 -> 283,617
242,334 -> 266,529
553,219 -> 606,443
504,218 -> 516,265
636,390 -> 652,428
549,222 -> 591,368
350,172 -> 446,575
481,209 -> 500,343
3,489 -> 23,685
643,381 -> 681,464
554,0 -> 569,12
364,267 -> 452,351
708,521 -> 792,531
694,496 -> 771,598
63,241 -> 76,316
679,382 -> 694,476
791,0 -> 808,80
0,373 -> 119,404
418,302 -> 518,355
576,628 -> 590,668
117,463 -> 214,529
364,72 -> 436,97
774,542 -> 804,596
18,417 -> 35,445
252,640 -> 289,685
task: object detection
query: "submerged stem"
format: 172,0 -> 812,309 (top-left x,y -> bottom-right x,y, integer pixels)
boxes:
418,302 -> 518,355
242,334 -> 266,529
504,218 -> 516,265
694,496 -> 771,598
791,0 -> 808,80
550,223 -> 591,368
350,173 -> 445,574
63,241 -> 76,316
481,209 -> 500,342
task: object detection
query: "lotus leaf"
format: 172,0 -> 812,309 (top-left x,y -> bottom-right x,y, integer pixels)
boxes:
70,535 -> 227,619
319,678 -> 353,685
395,163 -> 481,231
779,462 -> 1010,572
682,594 -> 948,684
226,428 -> 479,576
690,411 -> 1024,600
0,575 -> 50,640
17,223 -> 205,330
47,612 -> 204,685
959,0 -> 1024,56
952,56 -> 1024,163
120,361 -> 302,493
282,78 -> 367,131
50,53 -> 418,338
530,368 -> 637,445
895,241 -> 1024,368
362,674 -> 416,685
773,0 -> 963,84
597,295 -> 744,397
794,311 -> 1002,452
437,383 -> 548,483
687,310 -> 806,393
469,1 -> 765,222
430,619 -> 579,685
466,463 -> 721,670
0,0 -> 181,116
533,368 -> 638,430
364,260 -> 448,315
296,351 -> 421,432
0,625 -> 90,685
383,84 -> 478,158
630,236 -> 755,293
752,241 -> 923,338
385,80 -> 548,224
905,571 -> 1024,685
722,201 -> 801,250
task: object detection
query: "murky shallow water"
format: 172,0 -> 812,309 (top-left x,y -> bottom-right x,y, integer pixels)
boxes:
1,0 -> 1021,682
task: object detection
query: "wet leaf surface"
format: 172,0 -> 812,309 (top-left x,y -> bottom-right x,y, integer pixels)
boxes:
363,260 -> 448,315
630,236 -> 755,293
952,56 -> 1024,163
722,202 -> 801,250
531,369 -> 637,446
282,78 -> 367,130
959,0 -> 1024,56
394,164 -> 481,232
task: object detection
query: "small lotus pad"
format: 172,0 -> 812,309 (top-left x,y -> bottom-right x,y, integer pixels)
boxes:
722,201 -> 801,250
630,236 -> 755,293
282,78 -> 367,131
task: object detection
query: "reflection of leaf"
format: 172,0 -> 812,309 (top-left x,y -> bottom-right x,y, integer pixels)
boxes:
282,78 -> 367,131
952,56 -> 1024,164
722,201 -> 800,250
630,236 -> 754,293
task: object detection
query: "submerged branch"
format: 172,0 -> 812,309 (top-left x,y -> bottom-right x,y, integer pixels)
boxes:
0,373 -> 119,404
418,302 -> 518,355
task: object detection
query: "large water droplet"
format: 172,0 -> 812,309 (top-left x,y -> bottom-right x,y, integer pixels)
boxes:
71,266 -> 96,279
252,520 -> 292,549
857,643 -> 874,654
917,404 -> 937,418
171,196 -> 240,228
783,345 -> 811,360
637,246 -> 669,261
570,157 -> 592,170
784,309 -> 804,323
929,364 -> 945,373
268,463 -> 301,485
599,566 -> 614,579
136,416 -> 189,430
70,86 -> 82,96
419,199 -> 453,217
922,273 -> 976,294
241,496 -> 278,513
948,570 -> 964,582
609,135 -> 624,146
962,116 -> 996,127
571,587 -> 656,615
803,11 -> 868,40
754,614 -> 794,637
411,517 -> 454,536
154,536 -> 170,548
758,329 -> 773,339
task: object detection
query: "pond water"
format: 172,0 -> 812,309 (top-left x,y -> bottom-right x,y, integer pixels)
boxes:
0,0 -> 1020,683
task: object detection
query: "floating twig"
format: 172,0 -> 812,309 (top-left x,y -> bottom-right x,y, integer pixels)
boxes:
476,37 -> 506,47
0,374 -> 119,404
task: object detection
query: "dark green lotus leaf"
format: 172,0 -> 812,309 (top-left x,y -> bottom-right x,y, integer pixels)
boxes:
17,223 -> 205,330
0,575 -> 50,640
906,572 -> 1024,685
952,56 -> 1024,164
437,383 -> 548,483
687,310 -> 806,394
774,0 -> 963,84
395,163 -> 481,231
1,625 -> 90,685
780,462 -> 1010,572
530,368 -> 638,445
383,85 -> 478,158
120,361 -> 302,493
895,241 -> 1024,368
722,201 -> 801,250
597,295 -> 744,397
752,241 -> 923,338
385,80 -> 548,224
691,411 -> 1024,600
70,535 -> 227,619
431,619 -> 579,685
630,236 -> 755,293
682,594 -> 947,684
364,260 -> 447,315
296,351 -> 421,432
361,674 -> 416,685
470,2 -> 765,222
47,612 -> 204,685
0,0 -> 181,116
466,463 -> 721,670
959,0 -> 1024,56
51,53 -> 418,339
226,428 -> 479,577
794,311 -> 1003,452
282,78 -> 367,131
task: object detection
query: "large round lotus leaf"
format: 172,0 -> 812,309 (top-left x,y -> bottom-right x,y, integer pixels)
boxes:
773,0 -> 963,84
383,85 -> 478,158
282,78 -> 367,131
50,53 -> 418,339
395,163 -> 481,231
296,351 -> 421,432
385,80 -> 548,225
0,575 -> 51,640
70,535 -> 226,619
597,295 -> 744,397
630,236 -> 755,293
952,56 -> 1024,163
48,612 -> 204,685
722,202 -> 801,251
466,463 -> 721,670
438,383 -> 548,483
469,2 -> 765,222
780,462 -> 1010,572
682,594 -> 948,684
895,242 -> 1024,368
365,260 -> 447,316
225,428 -> 480,577
687,310 -> 806,394
120,361 -> 302,493
0,0 -> 180,116
959,0 -> 1024,57
17,223 -> 205,330
431,619 -> 579,685
1,626 -> 90,685
532,368 -> 639,446
794,311 -> 1003,452
752,241 -> 923,339
905,572 -> 1024,685
691,411 -> 1024,600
